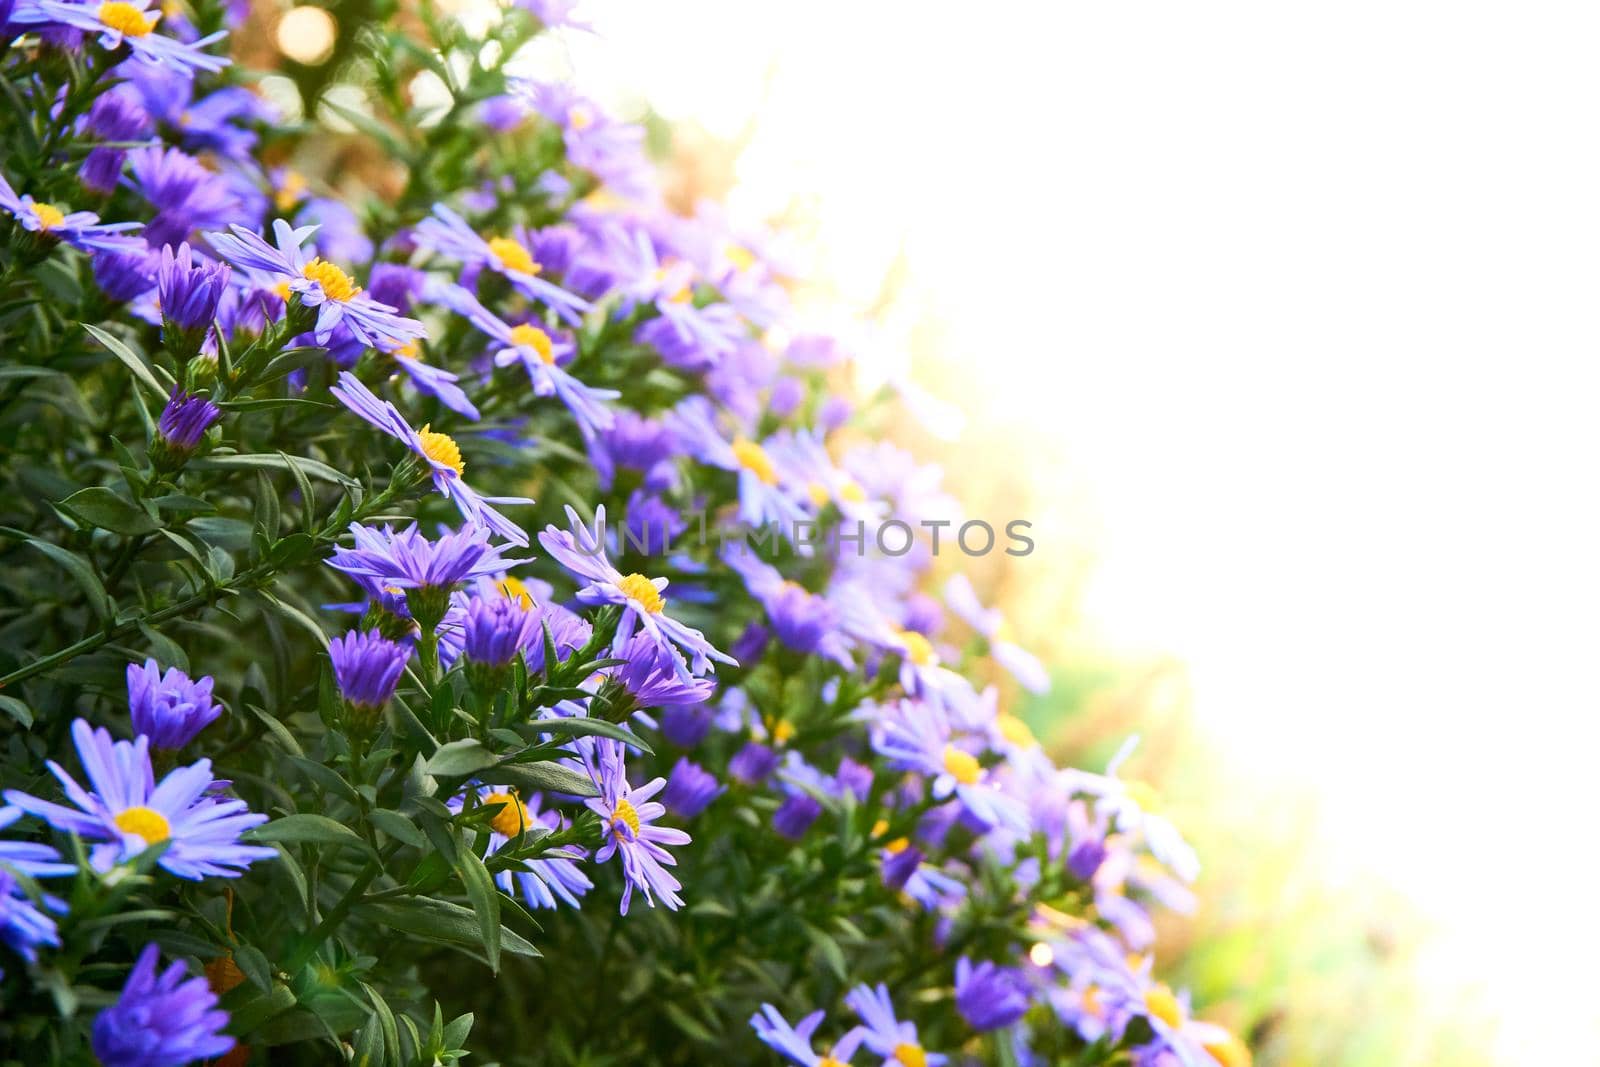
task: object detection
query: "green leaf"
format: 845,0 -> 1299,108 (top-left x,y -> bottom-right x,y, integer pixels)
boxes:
423,739 -> 499,778
83,322 -> 171,400
4,531 -> 113,620
454,844 -> 502,972
0,695 -> 34,727
368,808 -> 426,849
357,897 -> 539,963
478,760 -> 599,798
189,452 -> 357,487
245,813 -> 371,854
58,486 -> 157,536
515,716 -> 651,753
283,755 -> 361,805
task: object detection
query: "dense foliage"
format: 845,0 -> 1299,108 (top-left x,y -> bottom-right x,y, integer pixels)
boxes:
0,2 -> 1251,1064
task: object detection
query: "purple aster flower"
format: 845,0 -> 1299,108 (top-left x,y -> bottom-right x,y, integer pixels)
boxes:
729,741 -> 778,784
449,786 -> 592,910
661,758 -> 721,818
10,0 -> 228,73
723,548 -> 853,665
772,792 -> 822,840
955,957 -> 1032,1032
1,719 -> 274,880
659,702 -> 712,748
819,394 -> 853,432
155,242 -> 229,353
295,196 -> 372,266
477,93 -> 527,132
836,756 -> 873,802
0,172 -> 142,255
880,841 -> 967,911
126,658 -> 223,749
587,408 -> 678,492
520,596 -> 593,675
435,281 -> 615,436
634,306 -> 747,372
93,243 -> 158,302
0,868 -> 62,974
604,633 -> 715,714
153,387 -> 220,461
517,0 -> 592,30
667,396 -> 805,531
328,522 -> 528,607
461,593 -> 542,669
945,575 -> 1049,694
329,373 -> 531,546
729,621 -> 770,664
92,943 -> 234,1067
581,738 -> 688,914
870,700 -> 1028,835
382,337 -> 480,420
79,85 -> 152,195
538,505 -> 733,675
621,490 -> 684,557
414,204 -> 591,323
205,220 -> 425,350
329,629 -> 408,712
517,82 -> 653,200
750,1004 -> 866,1067
0,806 -> 75,881
844,984 -> 948,1067
128,147 -> 240,250
767,375 -> 805,418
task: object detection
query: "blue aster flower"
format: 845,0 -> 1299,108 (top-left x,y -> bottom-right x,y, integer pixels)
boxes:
954,957 -> 1032,1032
843,983 -> 948,1067
155,242 -> 229,351
0,868 -> 63,976
581,738 -> 688,914
539,505 -> 733,675
750,1003 -> 866,1066
10,0 -> 228,74
329,629 -> 409,712
382,337 -> 480,420
460,593 -> 543,669
0,806 -> 74,881
330,372 -> 532,546
414,204 -> 591,323
667,396 -> 806,531
605,633 -> 715,711
128,147 -> 241,250
92,942 -> 234,1067
205,219 -> 425,349
126,658 -> 223,749
0,172 -> 142,255
154,387 -> 220,458
1,719 -> 274,880
586,407 -> 679,492
944,575 -> 1049,695
449,786 -> 592,911
79,85 -> 152,195
661,758 -> 721,818
869,700 -> 1028,835
434,281 -> 616,436
329,522 -> 528,599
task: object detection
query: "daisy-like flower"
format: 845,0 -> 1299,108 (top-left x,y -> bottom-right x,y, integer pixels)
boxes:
330,372 -> 532,547
0,807 -> 71,976
0,173 -> 142,255
450,786 -> 592,911
383,337 -> 480,420
126,658 -> 223,749
92,942 -> 234,1067
1064,736 -> 1201,885
870,700 -> 1029,835
599,633 -> 716,718
844,983 -> 948,1067
581,738 -> 688,914
436,281 -> 616,436
10,0 -> 228,74
765,427 -> 883,523
750,1004 -> 866,1067
0,806 -> 75,881
327,522 -> 529,618
205,220 -> 425,349
413,204 -> 591,323
667,396 -> 806,531
1,720 -> 275,880
539,505 -> 734,675
944,574 -> 1049,694
661,758 -> 721,819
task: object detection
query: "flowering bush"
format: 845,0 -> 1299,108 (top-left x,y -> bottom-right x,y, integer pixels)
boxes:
0,3 -> 1252,1064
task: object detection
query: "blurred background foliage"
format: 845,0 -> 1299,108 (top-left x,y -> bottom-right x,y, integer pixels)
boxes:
231,2 -> 1507,1063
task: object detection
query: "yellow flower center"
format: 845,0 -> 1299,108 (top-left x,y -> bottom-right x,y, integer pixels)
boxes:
1143,984 -> 1184,1029
770,719 -> 796,744
724,243 -> 756,271
114,805 -> 171,845
416,423 -> 464,475
839,478 -> 866,503
28,202 -> 66,230
616,573 -> 663,614
870,818 -> 890,837
892,1043 -> 927,1067
997,713 -> 1036,748
482,791 -> 530,838
498,576 -> 533,609
1082,984 -> 1104,1018
98,1 -> 156,35
612,796 -> 640,837
731,438 -> 778,485
272,281 -> 293,303
897,629 -> 934,666
302,257 -> 361,302
942,745 -> 982,786
508,323 -> 556,364
806,481 -> 831,508
884,836 -> 910,854
1124,780 -> 1160,813
390,340 -> 420,361
1203,1033 -> 1253,1067
817,1059 -> 848,1067
567,104 -> 593,131
487,236 -> 540,276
